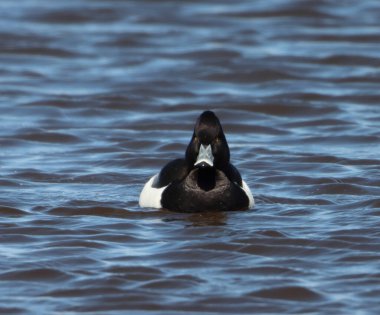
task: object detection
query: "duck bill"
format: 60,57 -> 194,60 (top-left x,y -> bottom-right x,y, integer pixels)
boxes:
194,144 -> 214,168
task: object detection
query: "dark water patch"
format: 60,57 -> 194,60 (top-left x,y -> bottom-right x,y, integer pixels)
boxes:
333,272 -> 380,282
226,103 -> 340,117
0,31 -> 52,47
287,154 -> 380,166
0,206 -> 29,217
238,243 -> 317,257
335,94 -> 380,106
72,146 -> 122,154
177,49 -> 241,61
139,278 -> 198,290
64,301 -> 183,314
329,228 -> 377,237
86,233 -> 147,244
249,286 -> 323,301
298,135 -> 380,145
157,260 -> 216,269
223,4 -> 334,19
360,289 -> 380,302
313,183 -> 373,195
104,33 -> 152,48
42,286 -> 125,298
4,226 -> 90,237
16,131 -> 82,144
129,121 -> 195,132
47,206 -> 131,218
259,230 -> 287,238
282,118 -> 354,128
189,297 -> 284,314
157,142 -> 187,152
337,255 -> 380,263
225,123 -> 288,135
259,195 -> 333,206
59,199 -> 128,209
149,248 -> 243,264
335,74 -> 380,84
329,237 -> 380,249
0,268 -> 70,282
23,98 -> 86,109
46,239 -> 107,249
12,170 -> 70,183
0,138 -> 29,148
320,55 -> 380,67
248,236 -> 324,249
1,47 -> 77,58
72,173 -> 132,184
293,34 -> 380,44
334,177 -> 380,187
272,92 -> 336,102
0,234 -> 35,244
262,175 -> 339,185
57,256 -> 101,270
30,8 -> 123,24
0,307 -> 25,315
341,198 -> 380,210
226,266 -> 306,276
106,265 -> 163,278
278,209 -> 316,216
189,242 -> 244,253
96,93 -> 156,105
204,69 -> 299,83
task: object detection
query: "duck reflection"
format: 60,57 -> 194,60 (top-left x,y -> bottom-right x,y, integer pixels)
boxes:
186,211 -> 227,226
161,210 -> 227,226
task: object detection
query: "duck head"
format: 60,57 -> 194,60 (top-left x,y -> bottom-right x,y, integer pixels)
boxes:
185,111 -> 230,170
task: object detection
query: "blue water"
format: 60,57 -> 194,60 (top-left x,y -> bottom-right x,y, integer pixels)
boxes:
1,0 -> 380,314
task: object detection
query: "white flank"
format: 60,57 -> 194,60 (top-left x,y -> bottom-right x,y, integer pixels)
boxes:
139,174 -> 167,208
242,180 -> 255,208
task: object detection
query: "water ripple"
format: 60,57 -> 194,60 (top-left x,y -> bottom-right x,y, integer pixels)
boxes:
0,0 -> 379,314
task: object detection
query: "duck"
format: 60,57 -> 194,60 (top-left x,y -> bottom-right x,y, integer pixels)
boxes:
139,110 -> 254,212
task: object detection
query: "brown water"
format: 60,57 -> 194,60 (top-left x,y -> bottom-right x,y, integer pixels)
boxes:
1,0 -> 380,314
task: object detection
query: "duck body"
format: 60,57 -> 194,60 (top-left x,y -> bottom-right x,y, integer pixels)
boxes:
139,111 -> 254,212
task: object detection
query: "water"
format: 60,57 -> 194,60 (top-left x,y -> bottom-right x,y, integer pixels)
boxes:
1,0 -> 380,314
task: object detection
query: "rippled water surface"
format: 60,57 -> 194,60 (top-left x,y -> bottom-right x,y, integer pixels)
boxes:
1,0 -> 380,314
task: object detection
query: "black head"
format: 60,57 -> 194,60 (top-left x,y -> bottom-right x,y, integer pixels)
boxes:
185,111 -> 230,169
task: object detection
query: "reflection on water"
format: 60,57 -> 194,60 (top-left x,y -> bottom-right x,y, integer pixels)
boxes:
1,0 -> 380,314
164,211 -> 228,227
